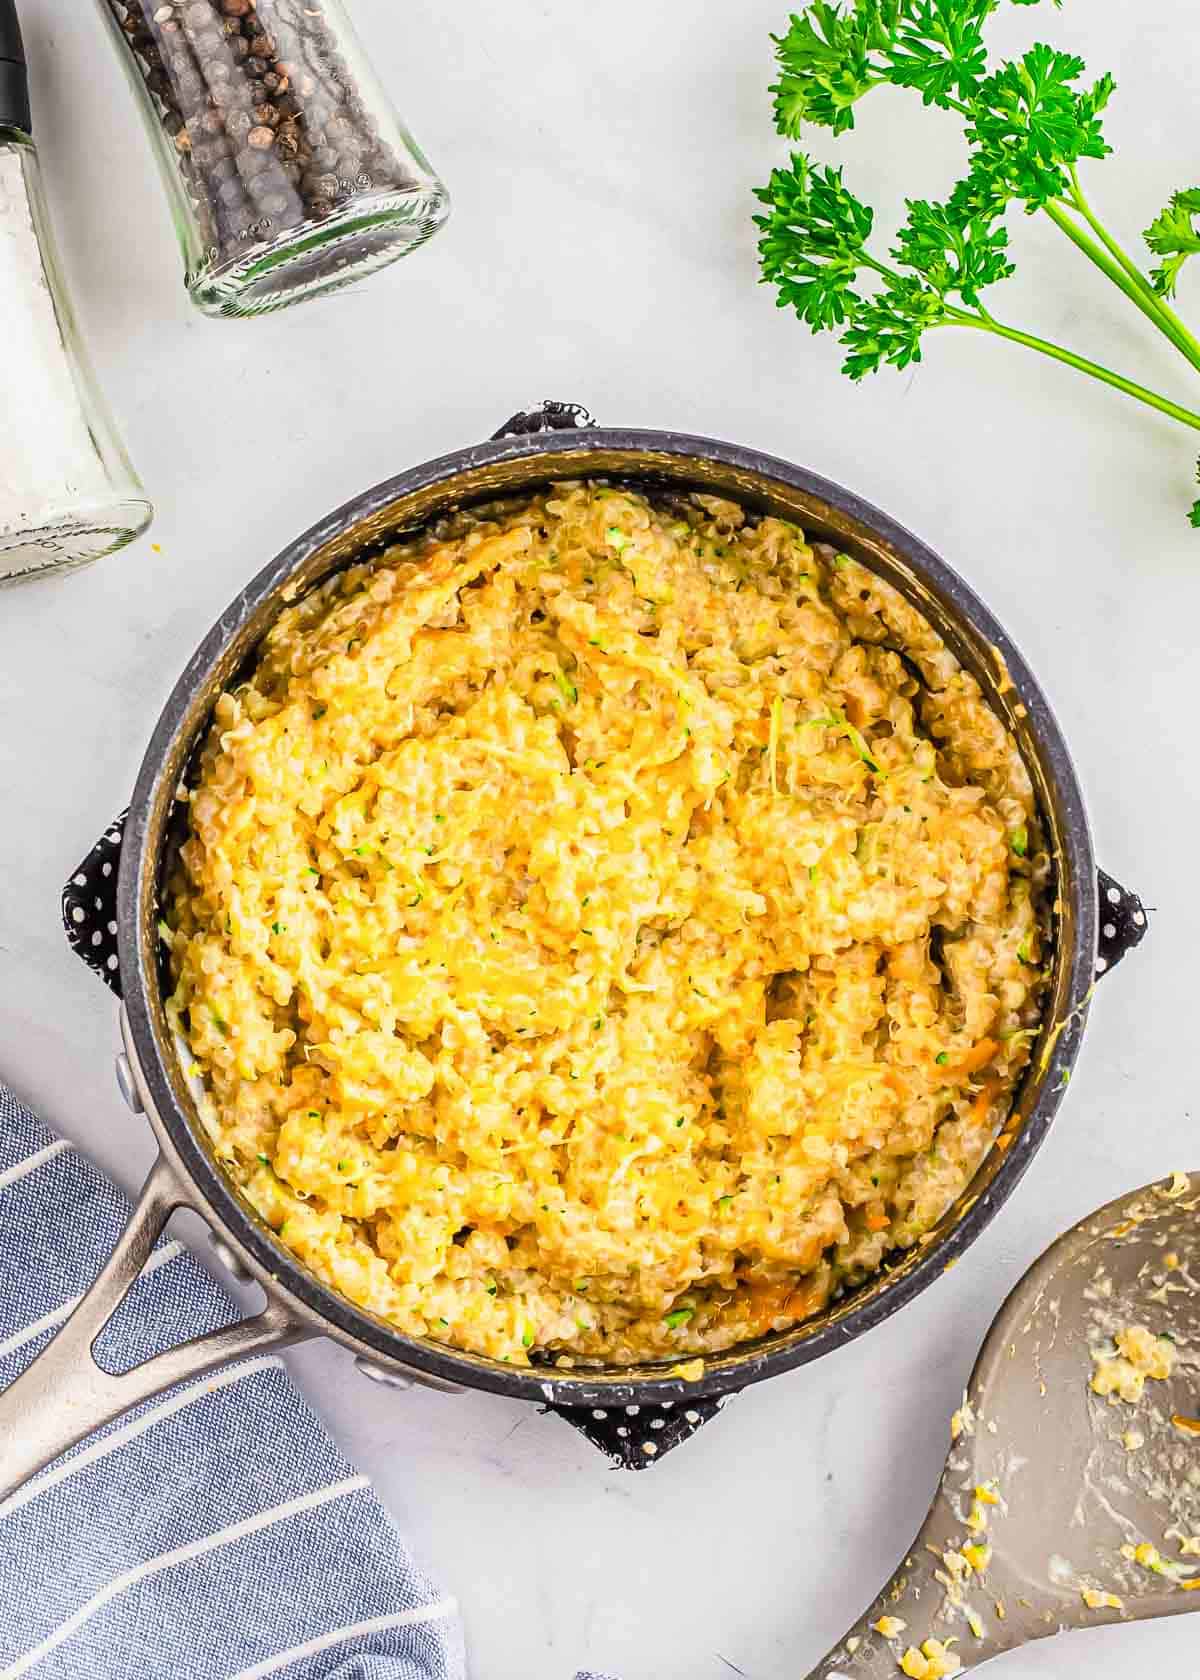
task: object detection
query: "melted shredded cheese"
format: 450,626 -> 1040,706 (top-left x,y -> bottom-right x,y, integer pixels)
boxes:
167,484 -> 1045,1364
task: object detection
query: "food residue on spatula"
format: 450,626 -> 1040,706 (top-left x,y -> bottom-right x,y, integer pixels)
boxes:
870,1618 -> 964,1680
1081,1586 -> 1125,1611
1090,1325 -> 1177,1404
897,1639 -> 962,1678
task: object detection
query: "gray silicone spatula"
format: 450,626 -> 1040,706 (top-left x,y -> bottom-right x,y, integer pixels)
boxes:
807,1171 -> 1200,1679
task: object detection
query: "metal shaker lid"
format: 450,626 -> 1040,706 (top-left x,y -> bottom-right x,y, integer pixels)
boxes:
0,0 -> 31,138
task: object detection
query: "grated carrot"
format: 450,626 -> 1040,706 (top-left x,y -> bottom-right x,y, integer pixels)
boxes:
969,1080 -> 1001,1127
953,1038 -> 1000,1077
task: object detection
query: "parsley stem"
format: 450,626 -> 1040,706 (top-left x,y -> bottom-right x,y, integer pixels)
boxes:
1042,202 -> 1200,373
959,311 -> 1200,434
1060,172 -> 1200,373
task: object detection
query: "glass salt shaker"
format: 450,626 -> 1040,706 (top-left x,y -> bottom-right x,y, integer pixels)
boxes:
0,0 -> 151,586
98,0 -> 451,318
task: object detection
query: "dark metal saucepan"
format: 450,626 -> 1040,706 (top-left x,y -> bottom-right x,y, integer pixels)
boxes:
0,421 -> 1121,1498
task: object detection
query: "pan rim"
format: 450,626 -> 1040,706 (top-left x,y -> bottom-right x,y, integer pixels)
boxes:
119,426 -> 1098,1406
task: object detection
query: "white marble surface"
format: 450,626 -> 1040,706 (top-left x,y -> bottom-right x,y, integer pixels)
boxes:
2,0 -> 1198,1675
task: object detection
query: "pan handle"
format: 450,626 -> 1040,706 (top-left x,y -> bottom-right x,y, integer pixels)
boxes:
0,1152 -> 307,1505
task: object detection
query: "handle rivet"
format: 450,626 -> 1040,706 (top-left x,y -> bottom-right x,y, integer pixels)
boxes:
114,1053 -> 144,1115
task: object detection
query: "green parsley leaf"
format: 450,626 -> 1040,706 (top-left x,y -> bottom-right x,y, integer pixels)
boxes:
664,1307 -> 695,1329
967,46 -> 1114,210
769,3 -> 877,138
768,0 -> 1010,139
1145,189 -> 1200,298
754,155 -> 873,333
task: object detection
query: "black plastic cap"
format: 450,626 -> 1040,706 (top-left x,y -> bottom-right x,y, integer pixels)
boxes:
0,0 -> 31,137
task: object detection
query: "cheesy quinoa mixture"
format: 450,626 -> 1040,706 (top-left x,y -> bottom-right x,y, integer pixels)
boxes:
165,483 -> 1047,1366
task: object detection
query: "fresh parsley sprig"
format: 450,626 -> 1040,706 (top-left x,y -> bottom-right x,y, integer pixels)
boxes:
756,0 -> 1200,527
769,0 -> 1045,136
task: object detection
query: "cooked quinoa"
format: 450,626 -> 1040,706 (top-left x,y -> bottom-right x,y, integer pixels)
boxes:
165,482 -> 1047,1366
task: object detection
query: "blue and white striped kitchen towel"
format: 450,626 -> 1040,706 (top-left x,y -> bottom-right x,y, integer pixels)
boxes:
0,1085 -> 614,1680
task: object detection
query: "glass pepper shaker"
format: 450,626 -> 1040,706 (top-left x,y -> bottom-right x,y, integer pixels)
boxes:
98,0 -> 451,318
0,0 -> 151,585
